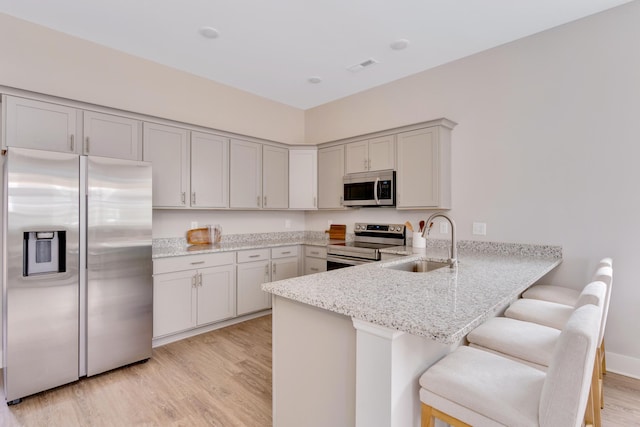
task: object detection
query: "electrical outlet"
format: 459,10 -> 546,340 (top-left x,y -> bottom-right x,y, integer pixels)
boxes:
285,219 -> 291,229
439,222 -> 449,234
328,220 -> 333,228
191,221 -> 198,229
472,222 -> 487,236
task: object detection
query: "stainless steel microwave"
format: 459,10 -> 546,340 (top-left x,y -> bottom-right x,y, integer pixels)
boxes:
343,170 -> 395,207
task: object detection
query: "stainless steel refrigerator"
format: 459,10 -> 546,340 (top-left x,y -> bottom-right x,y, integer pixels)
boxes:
2,147 -> 152,403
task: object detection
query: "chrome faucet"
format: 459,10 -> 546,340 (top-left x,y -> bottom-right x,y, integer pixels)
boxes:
422,213 -> 457,267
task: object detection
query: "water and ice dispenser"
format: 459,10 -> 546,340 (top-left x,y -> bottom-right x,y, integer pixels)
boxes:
23,231 -> 66,276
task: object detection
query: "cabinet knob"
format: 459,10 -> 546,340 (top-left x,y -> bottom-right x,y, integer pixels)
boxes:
192,192 -> 196,205
181,192 -> 186,204
257,196 -> 261,207
85,136 -> 90,154
264,196 -> 267,207
70,134 -> 75,152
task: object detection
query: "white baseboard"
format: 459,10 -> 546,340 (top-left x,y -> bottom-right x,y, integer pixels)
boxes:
606,351 -> 640,379
152,310 -> 272,348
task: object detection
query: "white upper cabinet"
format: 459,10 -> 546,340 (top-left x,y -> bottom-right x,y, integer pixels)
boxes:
345,135 -> 395,174
190,131 -> 229,208
263,145 -> 289,209
83,111 -> 142,160
4,96 -> 79,153
289,149 -> 317,210
396,124 -> 452,209
230,139 -> 262,209
143,122 -> 189,208
318,145 -> 345,209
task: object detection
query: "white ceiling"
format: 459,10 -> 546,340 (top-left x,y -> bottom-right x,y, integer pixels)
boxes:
0,0 -> 633,109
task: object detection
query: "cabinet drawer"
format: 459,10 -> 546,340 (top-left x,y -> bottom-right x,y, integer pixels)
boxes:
237,249 -> 270,263
304,246 -> 327,258
304,257 -> 327,275
154,252 -> 235,274
271,245 -> 299,259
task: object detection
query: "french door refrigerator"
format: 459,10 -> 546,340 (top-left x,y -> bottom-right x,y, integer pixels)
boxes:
2,147 -> 152,403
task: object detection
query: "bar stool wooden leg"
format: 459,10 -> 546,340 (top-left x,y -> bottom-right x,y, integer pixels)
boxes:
421,403 -> 471,427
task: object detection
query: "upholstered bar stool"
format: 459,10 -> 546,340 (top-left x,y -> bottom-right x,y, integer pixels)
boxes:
507,264 -> 612,409
521,259 -> 613,381
466,281 -> 606,426
419,304 -> 602,427
522,258 -> 612,306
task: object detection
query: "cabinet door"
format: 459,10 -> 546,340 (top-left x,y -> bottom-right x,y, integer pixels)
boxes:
345,140 -> 368,174
397,128 -> 441,208
83,111 -> 141,160
230,139 -> 262,208
143,122 -> 189,208
289,149 -> 317,209
191,132 -> 229,208
263,145 -> 289,209
236,260 -> 271,315
318,145 -> 345,209
4,96 -> 78,153
153,270 -> 196,338
368,135 -> 396,171
304,257 -> 327,275
272,257 -> 299,282
197,265 -> 236,325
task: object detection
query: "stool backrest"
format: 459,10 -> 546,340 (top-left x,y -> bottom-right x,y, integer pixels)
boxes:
538,303 -> 602,427
592,264 -> 613,345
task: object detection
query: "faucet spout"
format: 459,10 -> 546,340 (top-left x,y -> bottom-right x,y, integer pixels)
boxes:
422,213 -> 457,267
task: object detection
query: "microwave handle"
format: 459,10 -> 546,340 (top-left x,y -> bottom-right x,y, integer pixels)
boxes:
374,177 -> 380,205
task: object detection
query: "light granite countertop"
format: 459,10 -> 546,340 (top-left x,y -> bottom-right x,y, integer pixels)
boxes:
152,231 -> 340,259
262,242 -> 562,345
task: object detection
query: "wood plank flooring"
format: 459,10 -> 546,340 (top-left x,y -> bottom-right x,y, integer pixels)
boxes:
0,315 -> 272,427
1,314 -> 639,426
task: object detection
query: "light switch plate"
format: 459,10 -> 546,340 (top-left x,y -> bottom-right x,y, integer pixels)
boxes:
191,221 -> 198,229
439,222 -> 449,234
472,222 -> 487,235
285,219 -> 292,228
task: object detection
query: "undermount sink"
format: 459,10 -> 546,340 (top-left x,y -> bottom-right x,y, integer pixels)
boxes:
384,259 -> 450,273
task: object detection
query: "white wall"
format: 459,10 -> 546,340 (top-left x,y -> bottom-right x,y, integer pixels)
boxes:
305,2 -> 640,376
153,210 -> 306,239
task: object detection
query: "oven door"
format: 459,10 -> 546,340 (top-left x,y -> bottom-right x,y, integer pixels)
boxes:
326,254 -> 373,270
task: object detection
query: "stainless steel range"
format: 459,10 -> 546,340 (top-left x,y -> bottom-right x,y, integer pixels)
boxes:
326,223 -> 406,270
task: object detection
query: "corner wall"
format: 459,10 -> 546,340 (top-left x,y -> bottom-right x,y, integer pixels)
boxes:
305,1 -> 640,377
0,13 -> 305,145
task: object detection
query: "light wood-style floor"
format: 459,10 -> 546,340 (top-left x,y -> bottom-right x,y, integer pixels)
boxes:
1,314 -> 639,426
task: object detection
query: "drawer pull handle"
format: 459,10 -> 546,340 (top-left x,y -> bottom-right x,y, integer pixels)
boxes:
281,251 -> 291,255
310,268 -> 319,272
310,251 -> 319,255
249,254 -> 261,258
190,261 -> 205,265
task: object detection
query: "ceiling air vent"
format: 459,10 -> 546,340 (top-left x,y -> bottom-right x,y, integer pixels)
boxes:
347,58 -> 379,72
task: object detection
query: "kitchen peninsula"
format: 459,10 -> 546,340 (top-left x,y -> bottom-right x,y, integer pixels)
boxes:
262,242 -> 562,427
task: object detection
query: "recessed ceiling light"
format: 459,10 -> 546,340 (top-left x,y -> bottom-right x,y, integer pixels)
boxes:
199,26 -> 220,39
308,76 -> 322,84
390,39 -> 410,50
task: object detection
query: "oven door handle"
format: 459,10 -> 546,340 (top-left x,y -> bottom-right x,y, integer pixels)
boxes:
374,177 -> 380,205
326,255 -> 372,266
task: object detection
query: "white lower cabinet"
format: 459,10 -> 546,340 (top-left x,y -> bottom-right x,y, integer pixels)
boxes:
153,252 -> 235,338
304,246 -> 327,275
272,246 -> 300,281
237,249 -> 271,315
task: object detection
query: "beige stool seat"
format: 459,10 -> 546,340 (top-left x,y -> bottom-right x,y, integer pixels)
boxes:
522,258 -> 612,306
468,281 -> 605,371
420,304 -> 602,427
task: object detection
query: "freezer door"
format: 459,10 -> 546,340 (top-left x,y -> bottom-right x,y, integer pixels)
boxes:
86,156 -> 152,376
3,148 -> 80,402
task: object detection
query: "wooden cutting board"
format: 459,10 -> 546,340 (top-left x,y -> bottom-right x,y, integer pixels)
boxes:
326,224 -> 346,240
